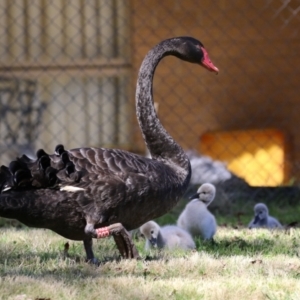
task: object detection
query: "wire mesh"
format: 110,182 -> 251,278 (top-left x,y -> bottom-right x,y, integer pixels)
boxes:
0,0 -> 300,199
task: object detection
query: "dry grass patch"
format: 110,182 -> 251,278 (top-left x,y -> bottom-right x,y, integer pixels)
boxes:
0,227 -> 300,299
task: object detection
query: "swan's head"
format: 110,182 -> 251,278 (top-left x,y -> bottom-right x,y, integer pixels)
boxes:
189,183 -> 216,206
170,37 -> 219,74
253,203 -> 269,224
140,221 -> 160,247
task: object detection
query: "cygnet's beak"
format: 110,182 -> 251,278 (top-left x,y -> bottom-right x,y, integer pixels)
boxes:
253,215 -> 260,224
149,237 -> 157,247
189,192 -> 199,200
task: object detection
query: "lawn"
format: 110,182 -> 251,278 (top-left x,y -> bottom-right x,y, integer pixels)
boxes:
0,222 -> 300,300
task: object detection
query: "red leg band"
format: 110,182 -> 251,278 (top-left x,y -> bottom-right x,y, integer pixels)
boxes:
96,227 -> 110,238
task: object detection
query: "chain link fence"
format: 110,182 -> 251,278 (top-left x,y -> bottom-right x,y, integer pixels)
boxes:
0,0 -> 300,206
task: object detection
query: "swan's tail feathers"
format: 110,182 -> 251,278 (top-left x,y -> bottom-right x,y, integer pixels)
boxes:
0,166 -> 14,192
51,144 -> 84,183
0,144 -> 79,193
0,159 -> 33,193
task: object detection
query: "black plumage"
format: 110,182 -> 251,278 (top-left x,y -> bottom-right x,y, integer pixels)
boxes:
0,36 -> 218,263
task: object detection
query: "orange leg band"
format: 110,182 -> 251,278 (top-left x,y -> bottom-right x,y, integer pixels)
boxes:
96,227 -> 110,238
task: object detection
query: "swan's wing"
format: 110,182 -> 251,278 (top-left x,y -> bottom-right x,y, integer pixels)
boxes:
268,216 -> 283,229
160,226 -> 180,249
66,147 -> 157,182
0,144 -> 166,226
0,145 -> 158,193
199,214 -> 217,239
162,225 -> 195,249
62,147 -> 164,218
177,210 -> 186,229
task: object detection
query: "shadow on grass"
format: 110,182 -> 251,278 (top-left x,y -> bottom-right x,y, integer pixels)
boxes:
0,248 -> 125,281
194,236 -> 293,257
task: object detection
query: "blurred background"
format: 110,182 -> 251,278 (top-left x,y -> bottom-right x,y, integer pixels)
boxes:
0,0 -> 300,219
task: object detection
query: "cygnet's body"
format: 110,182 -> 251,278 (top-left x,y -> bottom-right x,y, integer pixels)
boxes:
248,203 -> 283,229
177,183 -> 217,240
140,221 -> 195,250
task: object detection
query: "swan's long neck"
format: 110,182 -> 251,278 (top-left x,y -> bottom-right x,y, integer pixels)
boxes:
136,40 -> 191,180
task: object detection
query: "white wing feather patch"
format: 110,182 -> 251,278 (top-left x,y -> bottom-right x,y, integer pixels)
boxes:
2,186 -> 11,192
60,186 -> 85,192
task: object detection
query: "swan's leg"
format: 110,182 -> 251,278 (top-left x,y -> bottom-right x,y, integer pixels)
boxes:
108,223 -> 140,259
84,222 -> 139,259
83,238 -> 99,265
84,222 -> 98,237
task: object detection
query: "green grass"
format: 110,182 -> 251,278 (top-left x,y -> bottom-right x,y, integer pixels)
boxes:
1,226 -> 300,300
0,200 -> 300,299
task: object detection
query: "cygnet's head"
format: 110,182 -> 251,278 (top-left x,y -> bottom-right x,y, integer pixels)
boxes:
189,183 -> 216,206
253,203 -> 269,224
140,221 -> 160,247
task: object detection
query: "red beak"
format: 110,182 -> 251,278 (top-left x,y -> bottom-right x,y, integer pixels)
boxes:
200,47 -> 219,74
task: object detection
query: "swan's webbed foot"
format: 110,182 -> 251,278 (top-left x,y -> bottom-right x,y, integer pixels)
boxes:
84,222 -> 139,259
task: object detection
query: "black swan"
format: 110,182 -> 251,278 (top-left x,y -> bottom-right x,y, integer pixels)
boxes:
0,37 -> 218,262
